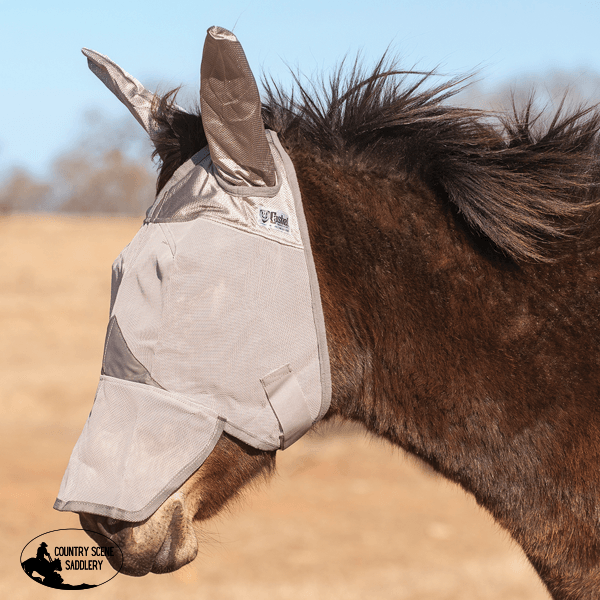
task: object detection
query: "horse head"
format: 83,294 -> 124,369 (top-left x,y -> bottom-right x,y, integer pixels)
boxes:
57,26 -> 330,575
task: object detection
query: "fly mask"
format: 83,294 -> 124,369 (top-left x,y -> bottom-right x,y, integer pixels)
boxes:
54,26 -> 331,522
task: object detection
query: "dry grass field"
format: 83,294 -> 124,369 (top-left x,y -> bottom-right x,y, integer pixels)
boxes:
1,214 -> 550,599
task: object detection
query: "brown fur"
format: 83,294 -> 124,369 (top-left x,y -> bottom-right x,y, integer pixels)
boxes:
86,58 -> 600,598
295,150 -> 600,598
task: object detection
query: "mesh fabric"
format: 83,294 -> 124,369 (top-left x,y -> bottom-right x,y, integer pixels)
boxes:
55,132 -> 330,521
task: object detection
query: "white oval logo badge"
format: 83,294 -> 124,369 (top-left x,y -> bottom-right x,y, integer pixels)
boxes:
21,528 -> 123,589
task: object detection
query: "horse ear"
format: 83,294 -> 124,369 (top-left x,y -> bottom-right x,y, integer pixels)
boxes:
200,26 -> 276,187
82,48 -> 181,137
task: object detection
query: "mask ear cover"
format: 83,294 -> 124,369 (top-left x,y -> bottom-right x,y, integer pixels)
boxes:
200,26 -> 277,187
81,48 -> 185,137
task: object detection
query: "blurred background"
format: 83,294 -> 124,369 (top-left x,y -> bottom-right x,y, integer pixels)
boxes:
3,0 -> 599,597
2,0 -> 600,215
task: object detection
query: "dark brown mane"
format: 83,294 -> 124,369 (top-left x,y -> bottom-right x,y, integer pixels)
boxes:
151,57 -> 600,262
151,89 -> 208,195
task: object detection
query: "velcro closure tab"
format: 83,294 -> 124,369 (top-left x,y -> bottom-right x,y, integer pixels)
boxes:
260,365 -> 313,450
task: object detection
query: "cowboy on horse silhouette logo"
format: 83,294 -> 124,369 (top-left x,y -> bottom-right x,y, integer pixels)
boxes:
21,529 -> 123,589
21,542 -> 64,588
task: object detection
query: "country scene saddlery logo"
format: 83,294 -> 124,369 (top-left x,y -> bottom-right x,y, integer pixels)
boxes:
21,528 -> 123,589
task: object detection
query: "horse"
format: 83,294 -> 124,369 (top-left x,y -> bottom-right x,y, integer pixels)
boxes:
22,557 -> 63,586
64,27 -> 600,600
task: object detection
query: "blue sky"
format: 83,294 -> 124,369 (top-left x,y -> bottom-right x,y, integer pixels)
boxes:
2,0 -> 600,179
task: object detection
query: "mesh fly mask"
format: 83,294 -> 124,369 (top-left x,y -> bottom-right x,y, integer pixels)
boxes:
54,27 -> 331,522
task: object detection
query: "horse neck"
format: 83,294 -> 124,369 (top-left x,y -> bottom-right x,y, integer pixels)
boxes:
293,149 -> 600,480
294,150 -> 464,441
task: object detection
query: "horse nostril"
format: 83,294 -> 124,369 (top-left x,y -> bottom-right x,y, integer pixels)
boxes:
80,512 -> 129,538
100,517 -> 123,535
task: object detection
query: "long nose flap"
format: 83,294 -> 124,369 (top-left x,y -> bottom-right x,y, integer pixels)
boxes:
200,26 -> 276,187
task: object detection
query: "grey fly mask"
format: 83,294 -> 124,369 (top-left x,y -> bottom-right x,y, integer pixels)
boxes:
54,26 -> 331,522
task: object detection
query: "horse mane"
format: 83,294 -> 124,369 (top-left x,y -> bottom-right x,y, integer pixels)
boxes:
150,57 -> 600,262
151,89 -> 208,195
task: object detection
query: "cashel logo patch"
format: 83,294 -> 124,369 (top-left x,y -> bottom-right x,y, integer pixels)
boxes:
21,529 -> 122,590
257,207 -> 290,234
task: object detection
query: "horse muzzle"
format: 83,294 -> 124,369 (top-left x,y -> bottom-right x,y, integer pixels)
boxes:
79,493 -> 198,576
